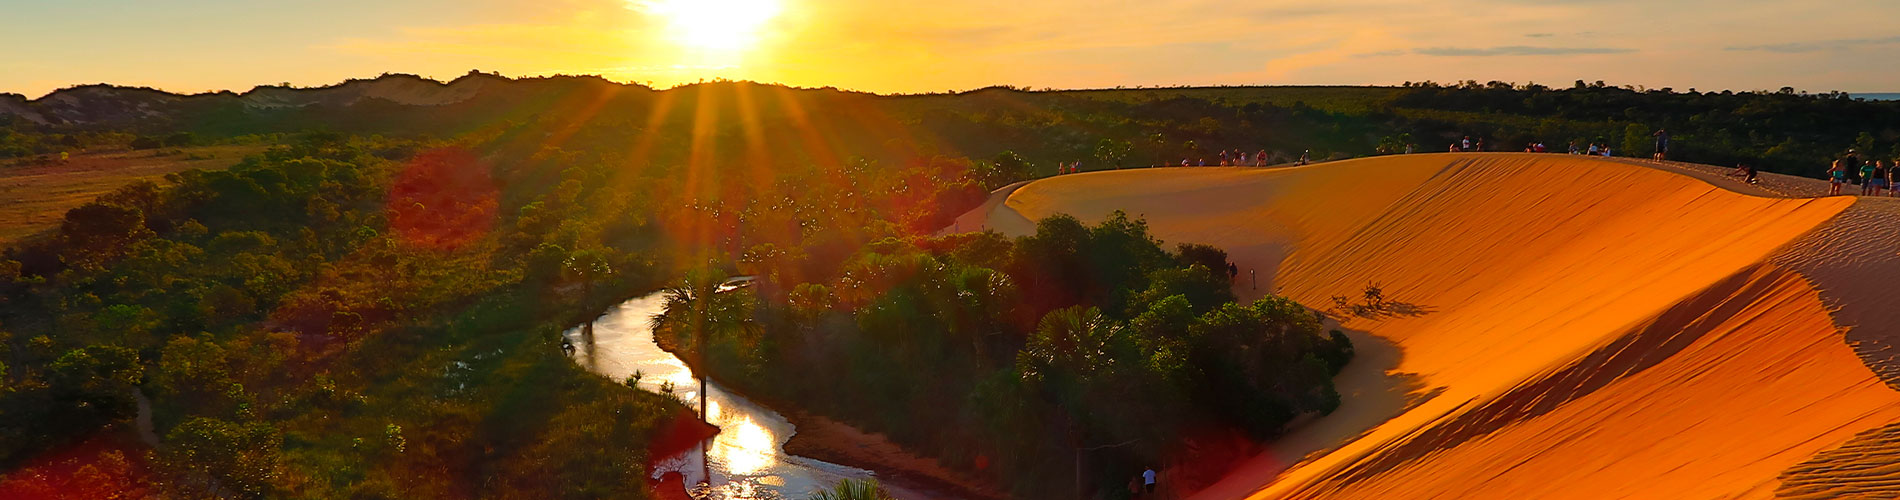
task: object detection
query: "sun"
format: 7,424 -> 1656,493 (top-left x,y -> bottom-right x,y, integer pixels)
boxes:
637,0 -> 784,53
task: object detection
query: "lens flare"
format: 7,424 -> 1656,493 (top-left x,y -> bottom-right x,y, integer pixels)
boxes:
635,0 -> 783,53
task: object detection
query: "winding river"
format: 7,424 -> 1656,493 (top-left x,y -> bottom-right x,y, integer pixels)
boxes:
562,290 -> 886,500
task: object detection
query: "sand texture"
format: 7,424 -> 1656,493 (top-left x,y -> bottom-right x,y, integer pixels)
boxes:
960,153 -> 1900,499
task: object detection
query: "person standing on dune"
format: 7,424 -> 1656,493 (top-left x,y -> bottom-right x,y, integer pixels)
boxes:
1872,159 -> 1890,196
1652,129 -> 1670,161
1829,159 -> 1848,196
1854,151 -> 1874,195
1890,158 -> 1900,197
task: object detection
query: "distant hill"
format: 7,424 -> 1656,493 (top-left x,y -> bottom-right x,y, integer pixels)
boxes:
4,75 -> 1899,178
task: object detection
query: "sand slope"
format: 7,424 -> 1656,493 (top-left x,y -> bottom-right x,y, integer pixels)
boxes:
960,153 -> 1900,499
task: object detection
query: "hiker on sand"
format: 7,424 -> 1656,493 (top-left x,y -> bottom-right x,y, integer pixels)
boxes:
1298,150 -> 1310,165
1890,158 -> 1900,197
1844,150 -> 1865,193
1461,136 -> 1472,151
1873,159 -> 1891,196
1143,467 -> 1158,495
1858,153 -> 1877,195
1829,159 -> 1848,196
1652,129 -> 1670,161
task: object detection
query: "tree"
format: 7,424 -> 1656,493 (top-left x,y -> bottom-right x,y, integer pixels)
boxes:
652,268 -> 760,422
1095,138 -> 1133,168
59,202 -> 154,268
1017,306 -> 1120,383
1621,123 -> 1651,157
563,248 -> 614,301
808,478 -> 895,500
47,345 -> 142,418
159,417 -> 281,499
982,150 -> 1033,188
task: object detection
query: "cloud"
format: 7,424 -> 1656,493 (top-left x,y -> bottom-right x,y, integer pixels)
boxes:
1726,36 -> 1900,53
1414,45 -> 1634,56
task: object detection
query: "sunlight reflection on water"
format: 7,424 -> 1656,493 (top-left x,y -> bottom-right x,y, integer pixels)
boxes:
563,291 -> 873,499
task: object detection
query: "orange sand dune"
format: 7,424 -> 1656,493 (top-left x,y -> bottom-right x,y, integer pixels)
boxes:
958,153 -> 1900,499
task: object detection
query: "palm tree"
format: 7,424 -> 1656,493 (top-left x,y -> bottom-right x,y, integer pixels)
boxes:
651,267 -> 758,422
808,479 -> 895,500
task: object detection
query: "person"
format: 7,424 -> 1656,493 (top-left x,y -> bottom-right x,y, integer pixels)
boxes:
1728,162 -> 1758,184
1858,152 -> 1877,195
1256,150 -> 1268,166
1461,136 -> 1472,151
1181,158 -> 1190,167
1143,467 -> 1157,495
1218,150 -> 1228,166
1587,143 -> 1599,156
1652,129 -> 1670,161
1845,149 -> 1864,193
1873,160 -> 1890,196
1568,141 -> 1580,155
1829,159 -> 1848,196
1475,138 -> 1485,152
1449,143 -> 1459,152
1602,147 -> 1613,157
1891,158 -> 1900,197
1404,143 -> 1414,154
1197,158 -> 1205,167
1298,150 -> 1310,165
1227,262 -> 1238,279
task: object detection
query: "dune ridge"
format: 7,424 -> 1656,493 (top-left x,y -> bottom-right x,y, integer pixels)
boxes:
960,153 -> 1900,499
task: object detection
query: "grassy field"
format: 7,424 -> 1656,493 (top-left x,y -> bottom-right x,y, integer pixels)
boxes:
0,145 -> 268,244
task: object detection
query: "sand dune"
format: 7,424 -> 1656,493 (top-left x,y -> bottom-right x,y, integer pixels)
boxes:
959,153 -> 1900,499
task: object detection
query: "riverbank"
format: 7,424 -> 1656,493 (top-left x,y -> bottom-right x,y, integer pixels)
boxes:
779,410 -> 1007,500
650,325 -> 1004,499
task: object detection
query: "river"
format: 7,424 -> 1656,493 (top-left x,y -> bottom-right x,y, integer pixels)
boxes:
562,290 -> 891,500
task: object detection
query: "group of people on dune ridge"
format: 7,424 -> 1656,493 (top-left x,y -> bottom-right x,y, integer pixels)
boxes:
1826,148 -> 1900,197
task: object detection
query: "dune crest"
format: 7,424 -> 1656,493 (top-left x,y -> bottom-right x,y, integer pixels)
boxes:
963,153 -> 1900,499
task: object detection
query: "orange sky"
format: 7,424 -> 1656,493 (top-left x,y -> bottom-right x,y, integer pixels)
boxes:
4,0 -> 1899,98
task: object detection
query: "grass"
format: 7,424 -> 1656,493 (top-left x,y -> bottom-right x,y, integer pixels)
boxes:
0,145 -> 267,244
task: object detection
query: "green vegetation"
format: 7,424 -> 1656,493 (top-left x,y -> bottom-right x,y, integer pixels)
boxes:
677,213 -> 1351,498
4,75 -> 1890,498
0,135 -> 695,498
809,478 -> 897,500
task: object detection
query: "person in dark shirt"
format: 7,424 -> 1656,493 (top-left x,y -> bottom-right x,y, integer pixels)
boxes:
1873,160 -> 1891,196
1652,129 -> 1670,161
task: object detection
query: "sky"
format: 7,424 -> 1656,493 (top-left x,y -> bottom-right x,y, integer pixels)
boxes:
3,0 -> 1899,98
